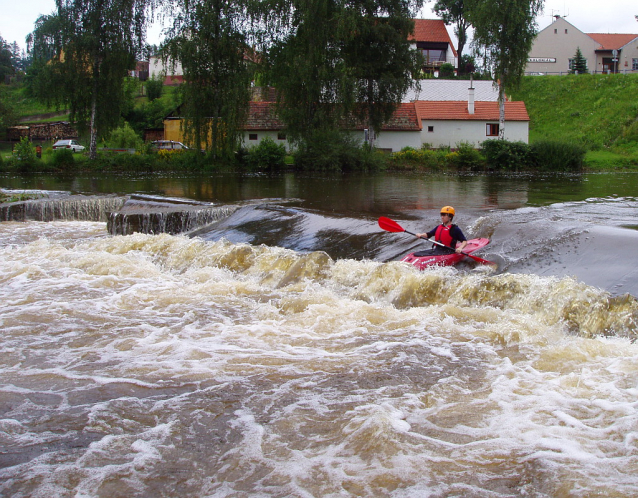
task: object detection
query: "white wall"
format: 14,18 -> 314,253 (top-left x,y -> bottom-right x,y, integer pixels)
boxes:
420,120 -> 529,148
149,56 -> 183,79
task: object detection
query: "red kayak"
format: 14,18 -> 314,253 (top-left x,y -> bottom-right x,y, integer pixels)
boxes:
400,238 -> 491,270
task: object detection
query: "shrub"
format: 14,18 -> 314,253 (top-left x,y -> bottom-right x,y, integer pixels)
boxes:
294,130 -> 384,171
107,122 -> 143,149
451,142 -> 484,170
13,136 -> 39,171
145,76 -> 164,102
245,137 -> 286,170
439,63 -> 455,79
531,140 -> 586,171
481,139 -> 533,171
51,147 -> 75,169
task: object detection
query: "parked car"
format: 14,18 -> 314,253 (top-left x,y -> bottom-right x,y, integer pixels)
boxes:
52,139 -> 85,153
150,140 -> 190,151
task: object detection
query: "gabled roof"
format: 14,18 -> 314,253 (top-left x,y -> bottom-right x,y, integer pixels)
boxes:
414,101 -> 530,121
409,19 -> 458,57
587,33 -> 638,51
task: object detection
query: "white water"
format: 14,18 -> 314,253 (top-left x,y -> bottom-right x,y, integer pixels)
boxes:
1,221 -> 637,497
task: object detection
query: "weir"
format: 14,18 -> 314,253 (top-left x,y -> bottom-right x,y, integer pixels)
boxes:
106,195 -> 240,235
0,194 -> 126,223
0,192 -> 239,236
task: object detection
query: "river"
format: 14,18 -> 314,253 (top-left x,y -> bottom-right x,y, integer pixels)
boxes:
1,171 -> 637,497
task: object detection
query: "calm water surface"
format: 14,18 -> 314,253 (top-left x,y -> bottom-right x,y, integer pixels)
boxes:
1,171 -> 637,497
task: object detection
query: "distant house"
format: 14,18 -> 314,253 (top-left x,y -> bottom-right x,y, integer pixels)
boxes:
409,19 -> 458,75
163,88 -> 529,152
526,16 -> 638,74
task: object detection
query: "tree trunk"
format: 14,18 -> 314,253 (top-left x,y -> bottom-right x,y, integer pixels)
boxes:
498,79 -> 505,140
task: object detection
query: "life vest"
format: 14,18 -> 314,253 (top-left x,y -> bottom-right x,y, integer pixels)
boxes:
434,224 -> 455,248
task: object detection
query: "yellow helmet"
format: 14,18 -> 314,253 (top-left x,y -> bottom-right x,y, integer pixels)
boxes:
440,206 -> 455,216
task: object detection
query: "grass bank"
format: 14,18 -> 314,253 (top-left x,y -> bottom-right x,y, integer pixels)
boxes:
510,74 -> 638,169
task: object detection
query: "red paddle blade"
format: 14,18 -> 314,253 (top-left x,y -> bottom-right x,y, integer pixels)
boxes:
378,216 -> 405,233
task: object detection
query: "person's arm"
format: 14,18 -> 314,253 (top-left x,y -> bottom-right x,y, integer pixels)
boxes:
416,227 -> 437,239
452,226 -> 468,253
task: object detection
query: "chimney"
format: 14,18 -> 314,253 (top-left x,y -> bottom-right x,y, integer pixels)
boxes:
468,76 -> 475,115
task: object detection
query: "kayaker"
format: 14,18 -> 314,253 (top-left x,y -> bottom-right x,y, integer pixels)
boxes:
415,206 -> 468,255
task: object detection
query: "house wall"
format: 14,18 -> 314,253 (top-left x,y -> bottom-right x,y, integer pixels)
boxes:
527,17 -> 638,74
526,18 -> 598,74
420,120 -> 529,148
149,56 -> 183,82
242,131 -> 291,151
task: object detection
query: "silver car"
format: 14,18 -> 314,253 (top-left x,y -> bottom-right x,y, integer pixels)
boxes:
53,139 -> 85,153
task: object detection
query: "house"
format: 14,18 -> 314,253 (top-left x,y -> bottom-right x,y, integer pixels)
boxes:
163,87 -> 529,152
409,19 -> 458,75
526,16 -> 638,74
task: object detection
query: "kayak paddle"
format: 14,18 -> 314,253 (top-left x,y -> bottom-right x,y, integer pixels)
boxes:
378,216 -> 497,268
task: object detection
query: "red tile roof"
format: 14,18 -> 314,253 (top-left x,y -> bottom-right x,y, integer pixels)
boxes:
587,33 -> 638,51
244,102 -> 422,131
414,101 -> 529,121
409,19 -> 458,57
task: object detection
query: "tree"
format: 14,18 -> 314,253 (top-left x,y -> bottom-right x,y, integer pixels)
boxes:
0,35 -> 14,82
433,0 -> 472,76
470,0 -> 543,139
570,47 -> 588,74
338,1 -> 423,147
28,1 -> 157,159
162,0 -> 254,157
265,0 -> 423,149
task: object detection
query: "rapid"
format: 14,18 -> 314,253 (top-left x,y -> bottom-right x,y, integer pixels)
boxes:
1,172 -> 637,497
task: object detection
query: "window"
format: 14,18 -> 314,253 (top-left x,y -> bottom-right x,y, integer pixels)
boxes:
633,58 -> 638,71
554,29 -> 557,34
277,133 -> 286,140
249,133 -> 258,140
421,49 -> 445,63
565,29 -> 568,34
486,124 -> 499,137
427,126 -> 434,132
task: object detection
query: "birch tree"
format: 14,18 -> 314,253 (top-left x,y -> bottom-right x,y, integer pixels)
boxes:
470,0 -> 543,138
28,0 -> 157,159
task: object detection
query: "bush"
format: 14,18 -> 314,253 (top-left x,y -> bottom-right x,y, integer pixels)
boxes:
481,139 -> 533,171
293,130 -> 385,172
245,137 -> 286,170
13,136 -> 39,171
107,122 -> 143,149
531,140 -> 586,171
51,147 -> 75,169
145,76 -> 164,102
450,142 -> 484,170
439,63 -> 455,79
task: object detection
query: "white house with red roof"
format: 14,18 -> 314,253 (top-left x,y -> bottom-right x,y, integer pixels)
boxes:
526,16 -> 638,74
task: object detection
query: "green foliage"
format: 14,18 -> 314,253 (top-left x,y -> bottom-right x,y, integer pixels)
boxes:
439,63 -> 455,78
571,47 -> 589,74
530,140 -> 586,171
107,121 -> 142,149
51,147 -> 75,169
28,1 -> 155,159
470,0 -> 544,97
434,0 -> 472,75
449,142 -> 484,169
481,139 -> 533,170
265,0 -> 421,145
145,76 -> 164,102
244,137 -> 286,171
162,0 -> 253,157
13,137 -> 38,171
293,130 -> 385,172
